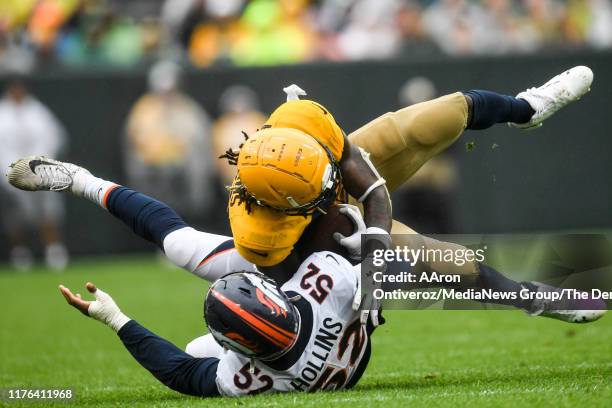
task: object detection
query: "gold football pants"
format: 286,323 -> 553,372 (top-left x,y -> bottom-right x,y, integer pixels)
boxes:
348,92 -> 480,284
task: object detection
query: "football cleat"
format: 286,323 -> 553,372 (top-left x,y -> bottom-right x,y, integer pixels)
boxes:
524,281 -> 606,323
6,156 -> 89,192
510,66 -> 593,130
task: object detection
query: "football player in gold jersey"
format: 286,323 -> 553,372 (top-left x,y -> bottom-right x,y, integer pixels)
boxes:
223,67 -> 595,323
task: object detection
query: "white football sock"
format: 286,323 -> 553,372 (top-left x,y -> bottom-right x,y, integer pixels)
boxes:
71,171 -> 118,210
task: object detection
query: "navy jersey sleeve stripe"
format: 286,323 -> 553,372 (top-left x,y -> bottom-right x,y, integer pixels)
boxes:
198,239 -> 236,267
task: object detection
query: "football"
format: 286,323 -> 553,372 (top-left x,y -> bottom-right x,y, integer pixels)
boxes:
296,204 -> 355,259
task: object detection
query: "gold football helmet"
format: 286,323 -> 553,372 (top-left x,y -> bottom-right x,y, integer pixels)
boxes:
234,127 -> 340,215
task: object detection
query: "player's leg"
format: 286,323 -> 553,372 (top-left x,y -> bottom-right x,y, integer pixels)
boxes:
349,66 -> 593,192
349,92 -> 468,192
390,220 -> 606,323
390,220 -> 480,286
6,157 -> 252,281
349,90 -> 534,191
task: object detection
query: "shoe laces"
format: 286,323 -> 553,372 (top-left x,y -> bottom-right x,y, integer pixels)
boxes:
34,164 -> 73,191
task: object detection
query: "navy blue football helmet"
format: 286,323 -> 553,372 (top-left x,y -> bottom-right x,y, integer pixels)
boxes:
204,272 -> 300,360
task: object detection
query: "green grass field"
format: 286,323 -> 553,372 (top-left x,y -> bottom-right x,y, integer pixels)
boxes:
1,257 -> 610,407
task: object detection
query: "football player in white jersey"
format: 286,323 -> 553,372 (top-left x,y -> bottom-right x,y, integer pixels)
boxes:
5,156 -> 606,397
58,255 -> 370,396
205,261 -> 369,394
7,157 -> 375,396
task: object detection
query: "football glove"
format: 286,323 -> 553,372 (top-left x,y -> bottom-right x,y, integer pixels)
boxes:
333,204 -> 367,260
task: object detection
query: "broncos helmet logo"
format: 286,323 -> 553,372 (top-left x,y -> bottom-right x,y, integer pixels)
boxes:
256,287 -> 287,317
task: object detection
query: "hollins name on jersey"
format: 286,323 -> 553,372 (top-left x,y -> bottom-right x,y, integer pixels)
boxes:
290,317 -> 343,391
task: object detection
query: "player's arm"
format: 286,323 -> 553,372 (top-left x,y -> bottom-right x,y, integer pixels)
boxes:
102,185 -> 255,281
58,283 -> 220,397
339,137 -> 392,257
340,137 -> 391,233
6,156 -> 255,281
92,183 -> 253,281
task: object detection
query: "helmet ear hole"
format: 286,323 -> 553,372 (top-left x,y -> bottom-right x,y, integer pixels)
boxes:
238,287 -> 252,296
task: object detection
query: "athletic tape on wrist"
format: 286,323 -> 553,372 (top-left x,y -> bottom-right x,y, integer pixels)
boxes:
365,227 -> 392,249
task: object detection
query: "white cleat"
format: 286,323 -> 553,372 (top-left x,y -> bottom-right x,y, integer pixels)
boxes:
510,65 -> 593,130
525,282 -> 606,324
6,156 -> 89,192
536,308 -> 607,324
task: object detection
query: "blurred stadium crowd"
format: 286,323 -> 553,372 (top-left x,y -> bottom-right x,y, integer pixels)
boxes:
1,0 -> 612,71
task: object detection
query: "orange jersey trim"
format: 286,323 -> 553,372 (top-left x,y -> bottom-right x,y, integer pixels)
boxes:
102,184 -> 121,209
197,248 -> 236,268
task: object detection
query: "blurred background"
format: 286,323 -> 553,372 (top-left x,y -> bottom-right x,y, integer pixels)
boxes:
0,0 -> 611,270
2,0 -> 612,69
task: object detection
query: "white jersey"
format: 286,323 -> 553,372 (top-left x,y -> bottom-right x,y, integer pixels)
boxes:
215,251 -> 369,396
162,228 -> 370,395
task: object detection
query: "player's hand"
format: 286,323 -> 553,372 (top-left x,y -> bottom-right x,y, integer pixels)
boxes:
59,282 -> 130,332
333,204 -> 367,260
352,258 -> 385,327
59,283 -> 93,315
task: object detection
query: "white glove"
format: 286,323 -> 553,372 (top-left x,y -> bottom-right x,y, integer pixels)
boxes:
88,287 -> 131,332
351,261 -> 382,327
333,204 -> 367,260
